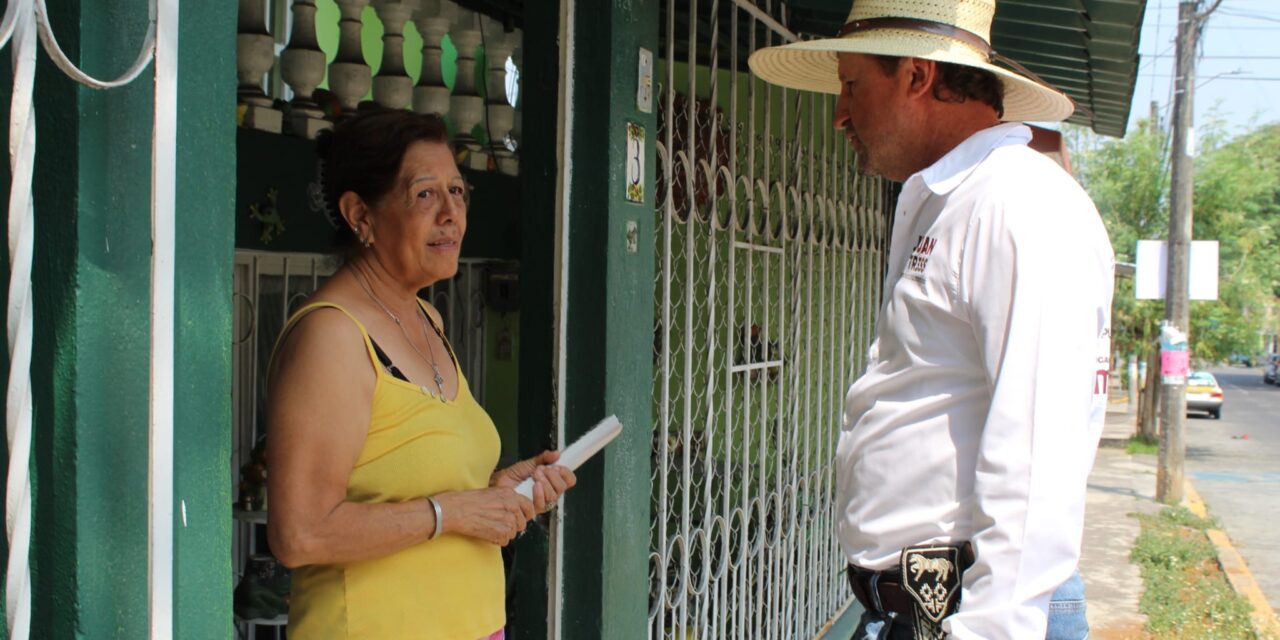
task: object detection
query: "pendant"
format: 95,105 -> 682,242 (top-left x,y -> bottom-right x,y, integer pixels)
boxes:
432,365 -> 446,394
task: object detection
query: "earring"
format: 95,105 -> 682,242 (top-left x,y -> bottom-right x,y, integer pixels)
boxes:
354,226 -> 372,248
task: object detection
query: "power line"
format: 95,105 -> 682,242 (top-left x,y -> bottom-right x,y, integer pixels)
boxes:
1146,75 -> 1280,80
1145,54 -> 1280,59
1150,0 -> 1164,106
1216,8 -> 1280,24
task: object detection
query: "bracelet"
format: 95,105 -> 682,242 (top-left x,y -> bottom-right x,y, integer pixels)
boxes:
427,496 -> 444,540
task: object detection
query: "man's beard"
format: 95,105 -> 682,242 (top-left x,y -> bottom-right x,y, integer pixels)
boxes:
845,128 -> 882,178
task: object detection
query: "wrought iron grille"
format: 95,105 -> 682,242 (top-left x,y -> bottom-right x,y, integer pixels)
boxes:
649,2 -> 894,638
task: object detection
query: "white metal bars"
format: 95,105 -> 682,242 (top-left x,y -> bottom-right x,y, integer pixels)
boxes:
649,1 -> 892,638
3,2 -> 166,638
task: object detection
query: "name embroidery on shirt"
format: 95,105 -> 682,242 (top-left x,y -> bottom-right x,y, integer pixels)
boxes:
904,235 -> 938,280
1094,327 -> 1112,395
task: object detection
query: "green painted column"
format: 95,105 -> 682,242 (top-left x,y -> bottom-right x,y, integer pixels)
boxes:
0,1 -> 234,636
515,1 -> 658,637
31,3 -> 154,636
172,2 -> 236,638
513,2 -> 561,636
558,1 -> 658,638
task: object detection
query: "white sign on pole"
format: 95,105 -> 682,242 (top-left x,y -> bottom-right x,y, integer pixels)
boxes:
1134,239 -> 1219,300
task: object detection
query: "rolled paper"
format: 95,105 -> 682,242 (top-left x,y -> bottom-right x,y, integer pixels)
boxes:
515,415 -> 623,500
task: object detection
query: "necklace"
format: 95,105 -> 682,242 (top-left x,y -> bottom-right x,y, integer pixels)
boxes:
352,268 -> 448,397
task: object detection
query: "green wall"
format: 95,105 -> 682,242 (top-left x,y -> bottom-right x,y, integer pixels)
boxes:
558,1 -> 658,638
485,307 -> 521,460
0,1 -> 234,636
33,2 -> 155,635
661,58 -> 840,186
174,2 -> 237,637
234,128 -> 522,259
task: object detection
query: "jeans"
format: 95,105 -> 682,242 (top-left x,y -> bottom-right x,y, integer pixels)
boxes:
1045,572 -> 1088,640
851,570 -> 1089,640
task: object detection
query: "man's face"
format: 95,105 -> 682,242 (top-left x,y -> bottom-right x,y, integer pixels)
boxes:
833,53 -> 912,180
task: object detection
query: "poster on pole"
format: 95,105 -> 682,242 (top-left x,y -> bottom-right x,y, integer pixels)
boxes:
1159,324 -> 1190,385
1134,240 -> 1219,300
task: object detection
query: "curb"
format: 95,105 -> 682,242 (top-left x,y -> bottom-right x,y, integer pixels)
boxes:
1183,479 -> 1280,639
1098,437 -> 1129,449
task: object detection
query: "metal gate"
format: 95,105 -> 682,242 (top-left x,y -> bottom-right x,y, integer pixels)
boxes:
649,2 -> 894,638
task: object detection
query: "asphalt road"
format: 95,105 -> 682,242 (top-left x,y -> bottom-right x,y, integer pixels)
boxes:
1184,366 -> 1280,612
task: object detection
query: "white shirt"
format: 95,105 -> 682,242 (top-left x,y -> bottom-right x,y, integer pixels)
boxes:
837,123 -> 1115,639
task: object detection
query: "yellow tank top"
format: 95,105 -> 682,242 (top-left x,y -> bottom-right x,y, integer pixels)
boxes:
277,302 -> 505,640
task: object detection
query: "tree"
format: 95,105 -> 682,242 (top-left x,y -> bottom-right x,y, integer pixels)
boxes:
1072,117 -> 1280,367
1071,119 -> 1169,361
1184,121 -> 1280,362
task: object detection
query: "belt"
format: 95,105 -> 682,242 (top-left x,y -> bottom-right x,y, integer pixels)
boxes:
846,564 -> 917,617
846,542 -> 976,618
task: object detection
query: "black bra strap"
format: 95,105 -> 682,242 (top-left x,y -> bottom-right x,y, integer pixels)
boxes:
369,337 -> 411,383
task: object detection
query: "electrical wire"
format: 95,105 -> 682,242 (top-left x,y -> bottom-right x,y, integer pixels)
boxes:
478,13 -> 495,157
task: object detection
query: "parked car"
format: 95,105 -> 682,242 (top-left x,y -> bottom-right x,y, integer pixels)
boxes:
1186,371 -> 1224,419
1265,355 -> 1280,384
1229,353 -> 1259,367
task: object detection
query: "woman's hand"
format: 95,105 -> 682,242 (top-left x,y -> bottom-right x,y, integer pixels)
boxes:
491,451 -> 578,514
433,488 -> 536,547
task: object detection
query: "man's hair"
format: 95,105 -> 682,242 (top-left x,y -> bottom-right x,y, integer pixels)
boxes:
872,55 -> 1005,118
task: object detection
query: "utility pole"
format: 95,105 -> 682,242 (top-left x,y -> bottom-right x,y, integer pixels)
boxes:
1157,0 -> 1220,502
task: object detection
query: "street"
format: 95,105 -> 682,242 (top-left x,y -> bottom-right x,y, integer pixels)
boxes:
1185,367 -> 1280,612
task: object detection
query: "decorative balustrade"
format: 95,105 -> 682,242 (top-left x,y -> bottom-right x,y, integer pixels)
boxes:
413,0 -> 455,118
448,8 -> 485,166
238,0 -> 283,132
371,0 -> 417,110
481,15 -> 516,175
329,0 -> 373,115
236,0 -> 521,173
280,0 -> 328,137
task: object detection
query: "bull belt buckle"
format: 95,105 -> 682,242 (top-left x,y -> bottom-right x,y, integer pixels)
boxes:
899,545 -> 963,640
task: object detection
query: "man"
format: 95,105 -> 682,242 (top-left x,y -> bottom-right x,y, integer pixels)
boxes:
749,1 -> 1113,639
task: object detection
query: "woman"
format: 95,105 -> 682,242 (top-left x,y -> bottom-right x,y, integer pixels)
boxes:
267,109 -> 574,639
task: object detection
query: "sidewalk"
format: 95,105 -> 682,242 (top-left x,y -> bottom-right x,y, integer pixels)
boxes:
1080,408 -> 1161,639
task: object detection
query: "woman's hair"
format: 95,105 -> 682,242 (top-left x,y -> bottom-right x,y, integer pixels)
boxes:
315,109 -> 453,252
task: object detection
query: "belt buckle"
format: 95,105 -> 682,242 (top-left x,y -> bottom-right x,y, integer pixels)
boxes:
899,545 -> 964,640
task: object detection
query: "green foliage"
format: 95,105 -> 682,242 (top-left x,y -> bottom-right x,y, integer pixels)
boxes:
1070,118 -> 1280,362
1126,435 -> 1159,455
1131,507 -> 1255,638
1070,121 -> 1171,358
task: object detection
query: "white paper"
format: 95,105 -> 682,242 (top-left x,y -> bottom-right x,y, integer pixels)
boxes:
1134,240 -> 1219,301
516,415 -> 624,499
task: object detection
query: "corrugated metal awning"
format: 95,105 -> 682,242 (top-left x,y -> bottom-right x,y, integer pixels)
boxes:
785,0 -> 1148,137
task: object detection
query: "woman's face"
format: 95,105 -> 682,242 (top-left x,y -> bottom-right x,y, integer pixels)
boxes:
368,140 -> 467,288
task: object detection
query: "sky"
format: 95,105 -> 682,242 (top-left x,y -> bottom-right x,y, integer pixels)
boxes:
1127,0 -> 1280,136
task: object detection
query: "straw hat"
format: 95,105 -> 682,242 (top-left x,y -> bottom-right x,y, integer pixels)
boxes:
747,0 -> 1075,123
